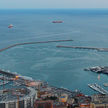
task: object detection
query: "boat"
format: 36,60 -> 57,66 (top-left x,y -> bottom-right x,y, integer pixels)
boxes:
84,66 -> 108,74
8,24 -> 13,28
52,21 -> 63,23
103,83 -> 108,87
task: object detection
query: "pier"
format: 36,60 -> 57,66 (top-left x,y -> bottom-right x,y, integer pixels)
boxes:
56,45 -> 108,52
88,83 -> 108,95
0,70 -> 16,77
0,39 -> 73,52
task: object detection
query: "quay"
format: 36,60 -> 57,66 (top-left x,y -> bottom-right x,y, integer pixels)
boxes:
0,70 -> 16,77
56,45 -> 108,52
50,85 -> 80,96
0,40 -> 73,52
88,83 -> 108,95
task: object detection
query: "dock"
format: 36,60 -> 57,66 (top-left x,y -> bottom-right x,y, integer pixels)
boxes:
88,83 -> 108,94
56,45 -> 108,52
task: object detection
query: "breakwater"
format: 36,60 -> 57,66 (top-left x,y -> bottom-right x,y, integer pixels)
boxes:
56,45 -> 108,52
0,40 -> 73,52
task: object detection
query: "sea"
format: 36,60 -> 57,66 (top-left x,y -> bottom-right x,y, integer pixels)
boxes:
0,9 -> 108,95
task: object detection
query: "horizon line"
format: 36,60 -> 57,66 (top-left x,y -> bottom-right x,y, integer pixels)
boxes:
0,8 -> 108,10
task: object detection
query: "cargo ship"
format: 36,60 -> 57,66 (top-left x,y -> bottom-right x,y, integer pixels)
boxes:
52,21 -> 63,23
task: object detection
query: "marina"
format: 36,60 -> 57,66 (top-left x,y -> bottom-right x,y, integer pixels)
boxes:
0,81 -> 9,86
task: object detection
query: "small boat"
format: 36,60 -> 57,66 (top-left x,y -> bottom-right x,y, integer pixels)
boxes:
8,24 -> 13,28
103,83 -> 108,87
97,74 -> 100,80
52,21 -> 63,23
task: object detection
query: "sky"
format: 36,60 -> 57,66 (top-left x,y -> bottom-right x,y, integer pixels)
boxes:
0,0 -> 108,9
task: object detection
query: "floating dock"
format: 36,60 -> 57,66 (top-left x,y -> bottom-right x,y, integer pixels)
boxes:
56,45 -> 108,52
88,83 -> 108,94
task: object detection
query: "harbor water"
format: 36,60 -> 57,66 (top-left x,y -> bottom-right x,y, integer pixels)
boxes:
0,9 -> 108,95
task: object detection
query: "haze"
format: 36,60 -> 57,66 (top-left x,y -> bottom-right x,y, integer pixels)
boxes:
0,0 -> 108,9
